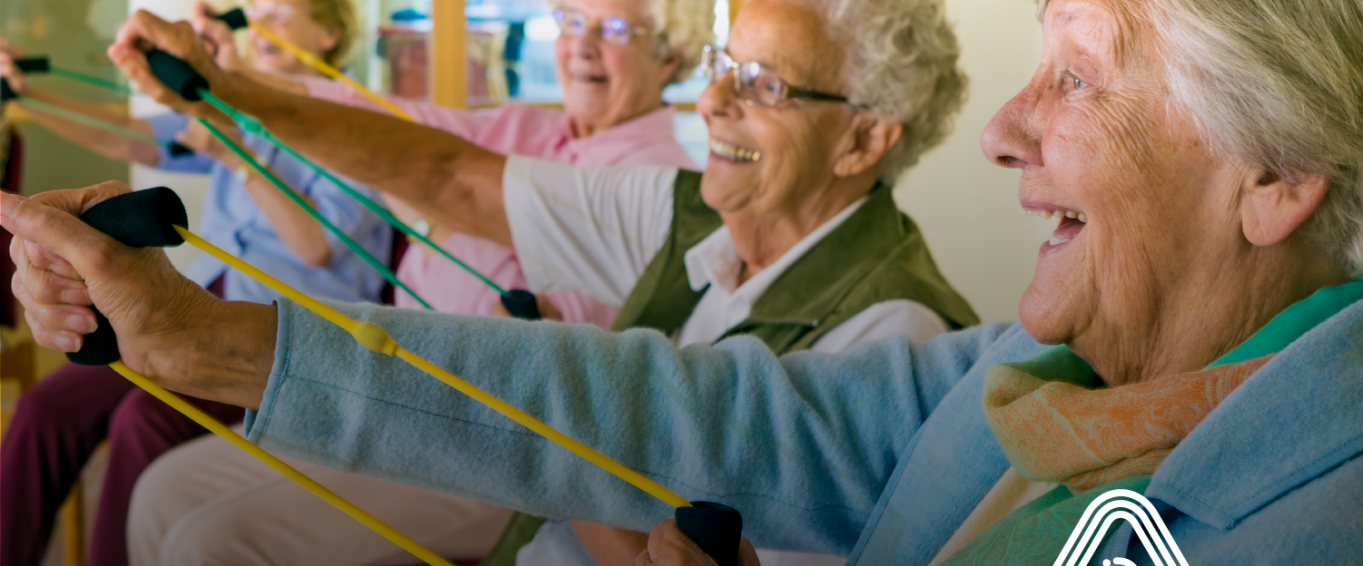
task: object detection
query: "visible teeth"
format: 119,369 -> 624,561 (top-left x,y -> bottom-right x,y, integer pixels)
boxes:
1065,211 -> 1078,219
709,139 -> 761,162
1078,212 -> 1088,223
1042,210 -> 1055,219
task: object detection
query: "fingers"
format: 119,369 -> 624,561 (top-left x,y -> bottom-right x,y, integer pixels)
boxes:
15,239 -> 90,304
107,11 -> 226,115
0,186 -> 129,281
0,50 -> 27,93
14,273 -> 94,353
641,520 -> 718,566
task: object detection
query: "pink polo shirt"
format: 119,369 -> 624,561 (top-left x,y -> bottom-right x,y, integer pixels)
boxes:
304,79 -> 698,327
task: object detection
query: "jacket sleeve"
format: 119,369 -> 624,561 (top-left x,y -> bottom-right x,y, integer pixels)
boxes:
246,298 -> 1014,554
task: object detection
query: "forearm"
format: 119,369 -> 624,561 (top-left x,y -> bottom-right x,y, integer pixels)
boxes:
138,298 -> 278,409
213,74 -> 512,245
247,298 -> 943,553
239,169 -> 331,267
19,90 -> 160,165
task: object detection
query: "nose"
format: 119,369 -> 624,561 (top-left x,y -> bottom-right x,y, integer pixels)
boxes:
697,71 -> 741,122
981,83 -> 1043,169
564,30 -> 602,61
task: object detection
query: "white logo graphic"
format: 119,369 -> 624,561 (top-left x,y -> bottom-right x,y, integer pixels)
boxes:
1052,489 -> 1190,566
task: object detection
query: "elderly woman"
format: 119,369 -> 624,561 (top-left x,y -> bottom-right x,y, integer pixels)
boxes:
17,0 -> 1363,564
0,1 -> 394,565
120,0 -> 711,563
108,0 -> 979,563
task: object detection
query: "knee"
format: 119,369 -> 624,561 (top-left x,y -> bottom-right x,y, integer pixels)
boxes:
12,379 -> 74,430
157,509 -> 268,566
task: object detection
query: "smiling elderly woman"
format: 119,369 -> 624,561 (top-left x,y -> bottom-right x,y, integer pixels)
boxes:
8,0 -> 1363,564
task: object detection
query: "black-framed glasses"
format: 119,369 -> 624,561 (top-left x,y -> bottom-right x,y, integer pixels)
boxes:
553,8 -> 650,46
701,45 -> 853,107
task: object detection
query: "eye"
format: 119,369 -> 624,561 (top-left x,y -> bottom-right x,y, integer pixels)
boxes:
1064,72 -> 1089,91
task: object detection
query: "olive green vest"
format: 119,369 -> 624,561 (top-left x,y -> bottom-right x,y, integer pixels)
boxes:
483,172 -> 980,566
611,170 -> 978,353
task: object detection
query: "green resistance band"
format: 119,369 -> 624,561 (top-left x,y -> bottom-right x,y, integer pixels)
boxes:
42,63 -> 509,297
13,97 -> 189,157
196,91 -> 508,295
195,117 -> 433,309
29,65 -> 433,309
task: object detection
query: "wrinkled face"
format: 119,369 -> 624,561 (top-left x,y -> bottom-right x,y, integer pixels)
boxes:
554,0 -> 675,134
247,0 -> 339,74
695,0 -> 857,217
982,0 -> 1252,365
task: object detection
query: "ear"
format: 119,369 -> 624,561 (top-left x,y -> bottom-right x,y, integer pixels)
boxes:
832,114 -> 902,178
1239,168 -> 1331,247
319,26 -> 341,54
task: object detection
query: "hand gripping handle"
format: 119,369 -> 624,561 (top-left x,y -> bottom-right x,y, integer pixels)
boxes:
215,8 -> 250,30
145,49 -> 208,102
68,187 -> 189,366
676,501 -> 744,566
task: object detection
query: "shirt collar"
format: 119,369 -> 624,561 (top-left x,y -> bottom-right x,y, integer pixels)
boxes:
682,196 -> 870,301
1148,279 -> 1363,528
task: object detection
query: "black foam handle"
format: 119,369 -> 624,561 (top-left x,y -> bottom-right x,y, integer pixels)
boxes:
167,142 -> 195,157
67,187 -> 189,366
216,8 -> 250,30
145,49 -> 208,102
0,78 -> 15,104
499,289 -> 542,320
15,56 -> 51,73
676,501 -> 743,566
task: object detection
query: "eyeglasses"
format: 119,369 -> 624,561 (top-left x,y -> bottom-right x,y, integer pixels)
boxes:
702,45 -> 853,108
246,2 -> 295,23
552,9 -> 650,46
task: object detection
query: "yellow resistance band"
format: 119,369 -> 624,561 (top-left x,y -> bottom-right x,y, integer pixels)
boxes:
176,224 -> 692,509
106,360 -> 457,566
248,24 -> 416,123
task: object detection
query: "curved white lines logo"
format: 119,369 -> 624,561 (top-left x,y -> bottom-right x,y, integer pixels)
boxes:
1052,489 -> 1190,566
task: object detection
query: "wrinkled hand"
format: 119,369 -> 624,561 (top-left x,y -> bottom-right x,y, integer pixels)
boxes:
634,520 -> 761,566
176,119 -> 243,167
1,183 -> 220,378
107,10 -> 233,122
188,1 -> 244,72
0,36 -> 29,94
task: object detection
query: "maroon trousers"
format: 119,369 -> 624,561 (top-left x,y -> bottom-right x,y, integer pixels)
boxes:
0,279 -> 241,566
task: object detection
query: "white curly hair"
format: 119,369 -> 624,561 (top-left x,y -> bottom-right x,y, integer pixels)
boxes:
804,0 -> 968,185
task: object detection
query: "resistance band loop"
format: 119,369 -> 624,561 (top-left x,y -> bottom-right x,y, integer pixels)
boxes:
10,97 -> 190,156
105,360 -> 457,566
197,91 -> 508,294
246,23 -> 415,122
175,225 -> 692,508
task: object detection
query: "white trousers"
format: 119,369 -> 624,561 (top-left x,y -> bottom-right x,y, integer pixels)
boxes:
128,430 -> 513,566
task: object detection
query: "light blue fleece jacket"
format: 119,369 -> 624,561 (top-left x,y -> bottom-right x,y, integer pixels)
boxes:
244,294 -> 1363,565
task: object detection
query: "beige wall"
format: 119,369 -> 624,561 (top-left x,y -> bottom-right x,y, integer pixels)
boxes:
895,0 -> 1046,323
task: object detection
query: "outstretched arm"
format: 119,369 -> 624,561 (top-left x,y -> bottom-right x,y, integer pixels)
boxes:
107,11 -> 512,246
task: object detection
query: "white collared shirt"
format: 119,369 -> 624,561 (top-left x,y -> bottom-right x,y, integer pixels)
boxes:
503,156 -> 949,352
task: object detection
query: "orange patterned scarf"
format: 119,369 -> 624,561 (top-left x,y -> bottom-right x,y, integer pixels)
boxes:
983,347 -> 1271,492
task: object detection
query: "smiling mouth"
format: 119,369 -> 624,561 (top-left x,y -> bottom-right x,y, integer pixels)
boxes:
570,72 -> 608,84
1026,208 -> 1088,247
709,139 -> 761,162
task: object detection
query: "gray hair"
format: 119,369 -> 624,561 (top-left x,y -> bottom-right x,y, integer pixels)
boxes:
1152,0 -> 1363,276
813,0 -> 968,184
551,0 -> 715,86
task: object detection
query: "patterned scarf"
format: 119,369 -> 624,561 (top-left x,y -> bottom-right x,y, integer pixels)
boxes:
937,352 -> 1269,566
